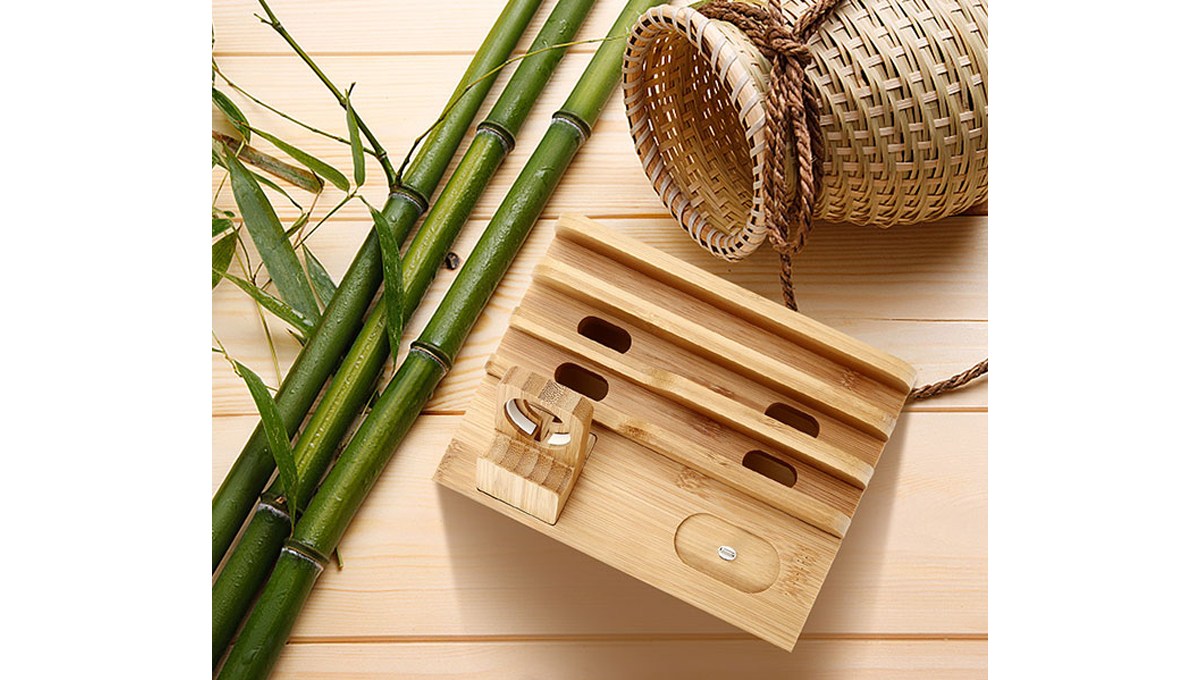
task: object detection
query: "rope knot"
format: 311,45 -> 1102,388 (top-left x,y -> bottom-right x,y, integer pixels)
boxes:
765,33 -> 811,62
701,0 -> 839,308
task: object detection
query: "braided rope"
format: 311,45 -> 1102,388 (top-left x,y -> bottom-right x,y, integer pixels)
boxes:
909,359 -> 989,401
700,0 -> 986,400
700,0 -> 837,308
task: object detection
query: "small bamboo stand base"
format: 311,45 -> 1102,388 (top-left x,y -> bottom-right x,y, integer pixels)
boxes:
435,215 -> 915,649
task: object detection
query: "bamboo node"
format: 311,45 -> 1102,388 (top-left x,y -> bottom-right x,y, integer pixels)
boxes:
389,183 -> 429,213
551,110 -> 593,140
410,342 -> 452,374
477,121 -> 517,152
256,497 -> 290,521
281,539 -> 330,571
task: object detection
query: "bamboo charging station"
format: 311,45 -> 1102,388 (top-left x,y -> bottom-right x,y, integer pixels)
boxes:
434,215 -> 916,649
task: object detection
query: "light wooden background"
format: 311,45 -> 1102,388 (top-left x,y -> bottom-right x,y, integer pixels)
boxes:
211,0 -> 988,676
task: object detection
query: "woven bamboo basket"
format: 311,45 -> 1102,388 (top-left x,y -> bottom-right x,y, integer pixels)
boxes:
623,0 -> 988,261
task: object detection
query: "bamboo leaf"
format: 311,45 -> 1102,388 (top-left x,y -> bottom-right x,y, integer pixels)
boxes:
212,87 -> 251,141
215,154 -> 305,218
366,201 -> 405,360
212,216 -> 237,289
213,132 -> 321,196
213,148 -> 302,209
346,96 -> 365,187
250,169 -> 305,211
212,215 -> 235,233
284,212 -> 310,240
224,149 -> 322,322
233,360 -> 299,528
213,140 -> 229,169
217,270 -> 315,338
255,128 -> 349,193
303,245 -> 337,307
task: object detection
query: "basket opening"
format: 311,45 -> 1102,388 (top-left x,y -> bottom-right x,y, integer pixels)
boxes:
639,27 -> 753,238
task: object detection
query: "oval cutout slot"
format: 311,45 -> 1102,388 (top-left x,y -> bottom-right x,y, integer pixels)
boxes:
577,316 -> 632,353
742,450 -> 797,487
674,514 -> 780,594
554,363 -> 609,401
765,402 -> 820,438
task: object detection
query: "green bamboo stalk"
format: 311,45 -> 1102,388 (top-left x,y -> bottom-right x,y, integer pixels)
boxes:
211,0 -> 596,665
211,0 -> 544,571
215,3 -> 659,678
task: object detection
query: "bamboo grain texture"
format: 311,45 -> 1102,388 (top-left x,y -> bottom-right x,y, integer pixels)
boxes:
212,0 -> 986,674
213,411 -> 986,637
436,216 -> 915,648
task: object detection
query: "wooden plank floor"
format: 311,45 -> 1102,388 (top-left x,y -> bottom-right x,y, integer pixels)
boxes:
212,0 -> 988,676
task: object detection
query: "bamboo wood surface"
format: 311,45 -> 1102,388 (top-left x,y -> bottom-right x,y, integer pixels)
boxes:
436,216 -> 916,649
212,411 -> 986,636
212,0 -> 986,674
477,366 -> 595,524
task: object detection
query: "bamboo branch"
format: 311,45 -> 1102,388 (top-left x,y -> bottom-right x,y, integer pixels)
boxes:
255,0 -> 396,186
212,62 -> 380,157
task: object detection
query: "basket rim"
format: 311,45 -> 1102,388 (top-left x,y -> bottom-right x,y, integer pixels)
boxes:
623,4 -> 778,262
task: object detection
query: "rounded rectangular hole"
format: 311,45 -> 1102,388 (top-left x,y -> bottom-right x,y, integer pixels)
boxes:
577,316 -> 632,354
765,402 -> 820,438
554,363 -> 609,401
742,450 -> 797,487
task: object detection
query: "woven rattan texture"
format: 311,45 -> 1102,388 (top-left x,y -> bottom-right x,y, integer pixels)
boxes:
623,0 -> 988,261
